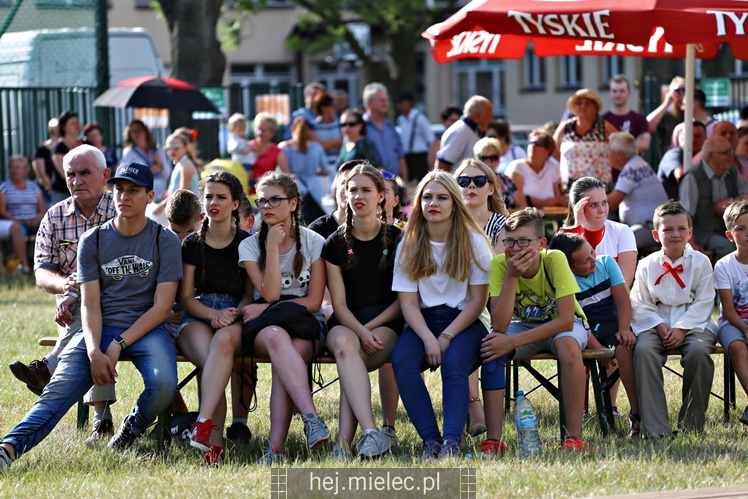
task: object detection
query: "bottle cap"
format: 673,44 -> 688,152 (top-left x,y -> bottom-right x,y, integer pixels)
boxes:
516,390 -> 524,396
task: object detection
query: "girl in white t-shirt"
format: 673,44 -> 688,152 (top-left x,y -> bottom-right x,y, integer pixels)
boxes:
391,171 -> 493,459
560,176 -> 637,287
190,172 -> 329,465
559,176 -> 637,416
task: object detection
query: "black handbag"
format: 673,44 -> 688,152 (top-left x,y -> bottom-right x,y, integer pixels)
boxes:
241,300 -> 320,354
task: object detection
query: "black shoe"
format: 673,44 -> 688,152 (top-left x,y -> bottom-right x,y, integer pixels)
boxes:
9,359 -> 51,396
108,416 -> 137,451
86,419 -> 115,444
225,422 -> 252,442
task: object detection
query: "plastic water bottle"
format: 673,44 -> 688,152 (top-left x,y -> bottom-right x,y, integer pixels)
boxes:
514,390 -> 541,457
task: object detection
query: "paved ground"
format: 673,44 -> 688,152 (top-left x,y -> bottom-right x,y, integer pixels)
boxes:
593,487 -> 748,498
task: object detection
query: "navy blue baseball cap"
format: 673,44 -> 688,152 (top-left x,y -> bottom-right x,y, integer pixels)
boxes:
108,161 -> 154,191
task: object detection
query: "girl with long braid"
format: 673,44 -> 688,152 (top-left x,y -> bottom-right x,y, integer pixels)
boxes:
176,171 -> 252,465
190,171 -> 329,465
391,171 -> 493,459
322,164 -> 403,460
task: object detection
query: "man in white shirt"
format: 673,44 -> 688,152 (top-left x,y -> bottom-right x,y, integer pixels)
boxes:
395,92 -> 438,181
435,96 -> 493,172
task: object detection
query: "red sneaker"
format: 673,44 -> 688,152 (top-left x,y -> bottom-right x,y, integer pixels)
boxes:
560,436 -> 590,453
202,445 -> 225,467
479,439 -> 508,457
189,419 -> 218,453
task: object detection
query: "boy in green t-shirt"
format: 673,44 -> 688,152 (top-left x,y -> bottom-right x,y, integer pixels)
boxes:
480,208 -> 589,455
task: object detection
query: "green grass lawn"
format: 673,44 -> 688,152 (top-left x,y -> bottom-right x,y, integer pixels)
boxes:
1,276 -> 748,498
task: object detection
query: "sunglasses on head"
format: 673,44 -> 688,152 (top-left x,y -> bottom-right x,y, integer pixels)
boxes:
380,171 -> 395,180
478,155 -> 499,163
457,175 -> 489,188
339,121 -> 361,128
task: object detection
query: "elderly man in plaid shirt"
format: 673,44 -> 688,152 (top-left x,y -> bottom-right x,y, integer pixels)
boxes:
9,144 -> 117,441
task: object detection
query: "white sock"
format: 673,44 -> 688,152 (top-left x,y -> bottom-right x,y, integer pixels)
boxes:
197,417 -> 208,423
45,354 -> 58,374
232,418 -> 247,426
363,428 -> 377,435
94,405 -> 112,422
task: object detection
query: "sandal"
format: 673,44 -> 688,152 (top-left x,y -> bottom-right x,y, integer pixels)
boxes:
628,412 -> 641,439
467,397 -> 487,437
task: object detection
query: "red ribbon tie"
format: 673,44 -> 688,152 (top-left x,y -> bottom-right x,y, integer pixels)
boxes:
654,262 -> 685,289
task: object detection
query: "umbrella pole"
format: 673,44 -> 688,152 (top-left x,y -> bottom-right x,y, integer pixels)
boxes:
684,44 -> 695,173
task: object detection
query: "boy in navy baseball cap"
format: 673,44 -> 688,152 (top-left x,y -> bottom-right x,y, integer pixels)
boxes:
108,161 -> 154,191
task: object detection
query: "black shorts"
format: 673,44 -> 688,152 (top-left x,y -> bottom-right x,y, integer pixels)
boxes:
589,320 -> 620,348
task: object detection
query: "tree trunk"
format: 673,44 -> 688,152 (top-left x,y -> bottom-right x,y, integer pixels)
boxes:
158,0 -> 226,161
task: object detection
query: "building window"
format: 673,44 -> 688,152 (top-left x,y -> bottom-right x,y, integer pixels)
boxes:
135,0 -> 153,8
313,62 -> 359,102
454,59 -> 504,116
523,49 -> 545,90
36,0 -> 93,7
229,63 -> 294,119
560,56 -> 582,89
603,56 -> 623,83
735,59 -> 748,76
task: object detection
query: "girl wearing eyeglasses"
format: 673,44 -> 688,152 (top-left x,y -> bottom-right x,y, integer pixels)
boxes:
151,132 -> 200,220
335,109 -> 383,170
191,171 -> 329,465
506,130 -> 567,208
391,171 -> 493,459
472,138 -> 526,212
453,158 -> 509,438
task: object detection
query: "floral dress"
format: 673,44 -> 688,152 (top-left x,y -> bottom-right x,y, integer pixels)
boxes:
559,117 -> 610,188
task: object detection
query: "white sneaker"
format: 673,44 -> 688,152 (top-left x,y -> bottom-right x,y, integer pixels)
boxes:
357,429 -> 391,458
333,444 -> 351,462
382,426 -> 398,447
0,447 -> 12,472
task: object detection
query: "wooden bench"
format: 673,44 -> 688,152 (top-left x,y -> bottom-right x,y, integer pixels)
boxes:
505,346 -> 735,439
38,336 -> 338,451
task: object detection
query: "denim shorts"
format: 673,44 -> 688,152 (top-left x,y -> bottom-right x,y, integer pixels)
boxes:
178,293 -> 242,336
508,317 -> 589,358
718,322 -> 748,352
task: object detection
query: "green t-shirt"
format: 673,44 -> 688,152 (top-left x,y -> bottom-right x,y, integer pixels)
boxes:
490,249 -> 586,323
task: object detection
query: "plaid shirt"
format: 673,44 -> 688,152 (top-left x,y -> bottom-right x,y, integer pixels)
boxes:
34,192 -> 116,277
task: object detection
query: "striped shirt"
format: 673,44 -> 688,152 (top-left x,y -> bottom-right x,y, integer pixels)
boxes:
34,191 -> 116,276
483,211 -> 506,248
573,255 -> 624,324
0,180 -> 42,220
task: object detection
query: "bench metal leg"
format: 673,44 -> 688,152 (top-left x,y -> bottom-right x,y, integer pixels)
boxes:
557,360 -> 566,441
586,360 -> 609,438
77,400 -> 89,429
155,407 -> 171,453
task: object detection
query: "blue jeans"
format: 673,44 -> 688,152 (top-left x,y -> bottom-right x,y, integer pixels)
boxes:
3,326 -> 177,457
178,293 -> 241,336
391,305 -> 487,444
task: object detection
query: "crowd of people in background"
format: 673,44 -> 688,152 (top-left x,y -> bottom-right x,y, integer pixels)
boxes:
7,73 -> 748,469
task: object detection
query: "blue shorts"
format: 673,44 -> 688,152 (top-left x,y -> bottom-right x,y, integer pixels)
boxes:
718,322 -> 748,353
480,317 -> 589,391
178,293 -> 242,336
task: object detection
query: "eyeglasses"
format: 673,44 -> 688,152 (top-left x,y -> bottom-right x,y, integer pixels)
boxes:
717,148 -> 735,156
457,175 -> 489,188
381,171 -> 395,180
166,144 -> 182,151
130,129 -> 145,135
478,155 -> 499,163
339,121 -> 362,128
674,87 -> 686,94
255,196 -> 289,208
528,140 -> 545,147
502,237 -> 541,248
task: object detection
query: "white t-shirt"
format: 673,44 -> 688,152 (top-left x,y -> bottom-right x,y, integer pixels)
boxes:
596,220 -> 637,258
392,231 -> 492,327
505,158 -> 561,201
714,252 -> 748,326
227,135 -> 255,165
238,227 -> 324,301
436,119 -> 479,168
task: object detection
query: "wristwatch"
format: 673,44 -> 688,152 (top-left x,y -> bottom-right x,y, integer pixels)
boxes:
114,335 -> 127,351
64,290 -> 80,301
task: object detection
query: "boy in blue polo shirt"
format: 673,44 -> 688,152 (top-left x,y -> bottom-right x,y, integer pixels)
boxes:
549,232 -> 640,437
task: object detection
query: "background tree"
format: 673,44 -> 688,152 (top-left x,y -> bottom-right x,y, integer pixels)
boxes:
225,0 -> 458,99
